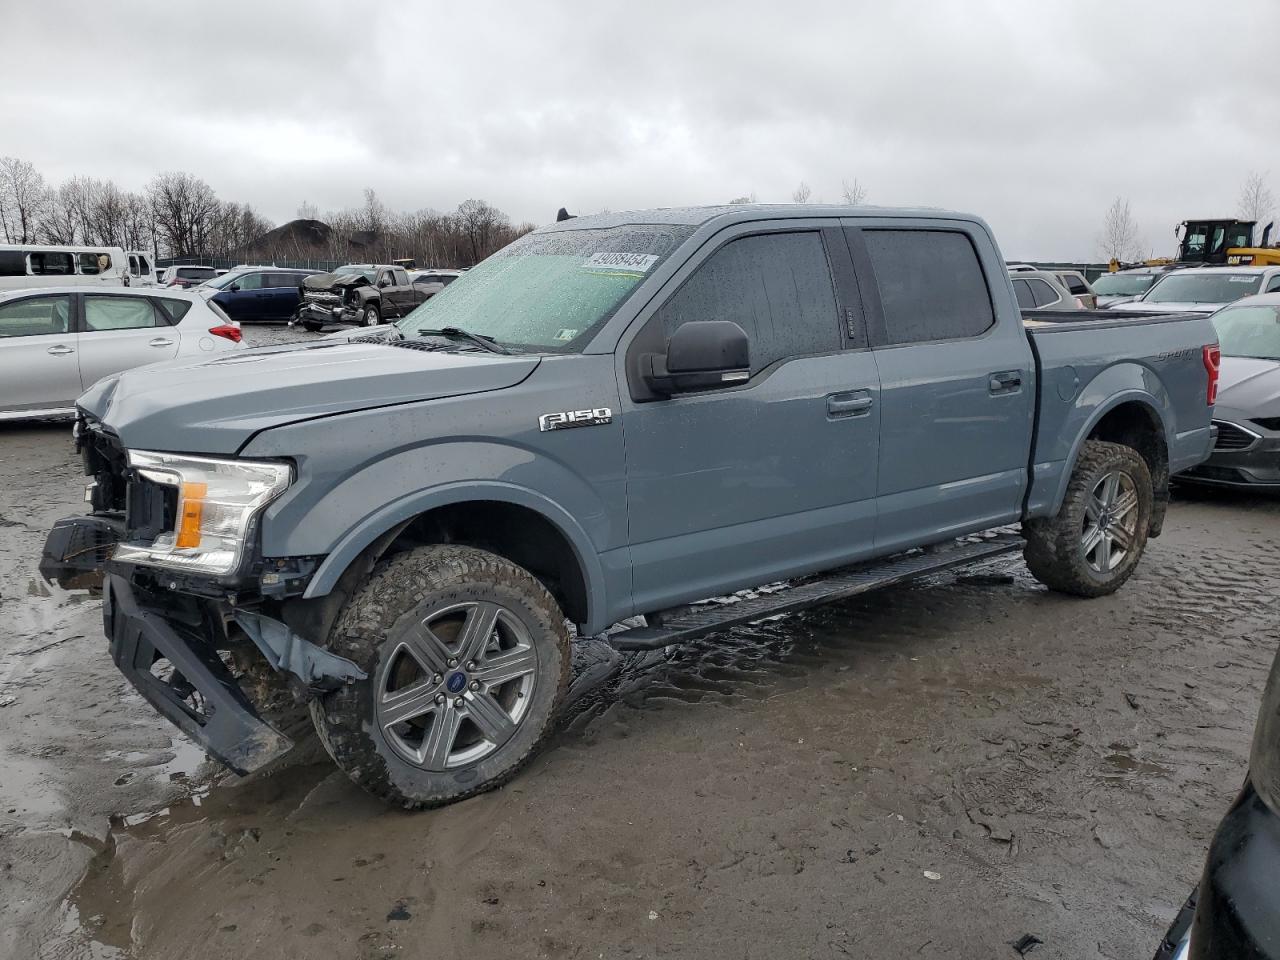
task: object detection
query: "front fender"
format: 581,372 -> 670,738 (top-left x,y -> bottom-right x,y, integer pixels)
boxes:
1028,362 -> 1173,518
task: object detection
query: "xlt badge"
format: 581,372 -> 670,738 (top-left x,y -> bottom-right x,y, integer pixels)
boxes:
538,407 -> 613,432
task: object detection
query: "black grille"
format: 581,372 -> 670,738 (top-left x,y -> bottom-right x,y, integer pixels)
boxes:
1252,417 -> 1280,432
1212,420 -> 1258,451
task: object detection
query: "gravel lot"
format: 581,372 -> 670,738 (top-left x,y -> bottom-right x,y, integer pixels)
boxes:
1,322 -> 1277,960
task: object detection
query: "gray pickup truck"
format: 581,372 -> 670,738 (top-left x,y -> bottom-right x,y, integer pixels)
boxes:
294,264 -> 427,330
41,205 -> 1218,808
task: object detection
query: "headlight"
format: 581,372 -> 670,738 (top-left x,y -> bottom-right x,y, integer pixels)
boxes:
1251,648 -> 1280,814
113,450 -> 291,576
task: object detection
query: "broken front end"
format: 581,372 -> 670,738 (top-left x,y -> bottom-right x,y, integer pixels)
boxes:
292,272 -> 367,326
40,417 -> 364,774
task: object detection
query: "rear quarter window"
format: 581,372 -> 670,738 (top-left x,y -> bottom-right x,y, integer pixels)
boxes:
862,230 -> 994,344
154,298 -> 193,323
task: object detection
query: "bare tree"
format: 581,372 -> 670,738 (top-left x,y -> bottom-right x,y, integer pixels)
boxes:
147,172 -> 221,257
0,156 -> 49,243
791,181 -> 811,204
297,200 -> 318,220
1098,197 -> 1140,262
840,178 -> 868,205
1238,171 -> 1275,225
455,198 -> 509,264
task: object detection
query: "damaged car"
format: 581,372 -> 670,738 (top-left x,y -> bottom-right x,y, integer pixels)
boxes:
293,263 -> 429,331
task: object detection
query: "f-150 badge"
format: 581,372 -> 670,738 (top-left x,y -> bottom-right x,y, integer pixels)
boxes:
538,408 -> 613,431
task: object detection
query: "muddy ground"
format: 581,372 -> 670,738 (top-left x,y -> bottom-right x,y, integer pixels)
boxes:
1,324 -> 1278,960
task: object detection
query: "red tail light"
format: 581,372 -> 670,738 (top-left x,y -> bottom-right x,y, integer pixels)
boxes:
209,324 -> 242,343
1203,343 -> 1221,405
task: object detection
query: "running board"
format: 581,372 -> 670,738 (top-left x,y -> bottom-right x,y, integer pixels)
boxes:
607,534 -> 1024,651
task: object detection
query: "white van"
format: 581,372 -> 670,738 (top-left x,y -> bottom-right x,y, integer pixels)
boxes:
126,250 -> 159,287
0,244 -> 130,290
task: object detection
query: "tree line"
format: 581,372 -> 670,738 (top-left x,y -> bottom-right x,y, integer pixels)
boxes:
0,157 -> 533,268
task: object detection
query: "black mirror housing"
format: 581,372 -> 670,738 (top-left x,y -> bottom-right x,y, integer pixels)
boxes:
644,320 -> 750,395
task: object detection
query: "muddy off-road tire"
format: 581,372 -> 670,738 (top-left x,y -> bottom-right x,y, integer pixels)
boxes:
310,545 -> 570,808
1023,439 -> 1153,598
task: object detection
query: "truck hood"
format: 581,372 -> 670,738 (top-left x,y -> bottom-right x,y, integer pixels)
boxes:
77,340 -> 541,455
303,272 -> 371,292
1217,356 -> 1280,416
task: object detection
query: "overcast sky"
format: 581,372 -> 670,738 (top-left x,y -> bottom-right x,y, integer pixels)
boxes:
4,1 -> 1278,260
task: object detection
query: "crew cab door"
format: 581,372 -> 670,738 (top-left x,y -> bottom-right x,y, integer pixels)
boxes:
843,221 -> 1035,552
618,223 -> 881,614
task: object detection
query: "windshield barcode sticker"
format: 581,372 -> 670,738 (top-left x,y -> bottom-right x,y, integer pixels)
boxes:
583,252 -> 659,273
1229,276 -> 1257,282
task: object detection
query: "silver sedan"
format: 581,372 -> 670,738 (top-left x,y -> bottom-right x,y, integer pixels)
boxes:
0,286 -> 244,420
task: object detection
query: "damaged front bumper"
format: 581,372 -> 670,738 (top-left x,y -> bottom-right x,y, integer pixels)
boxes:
41,514 -> 365,775
292,300 -> 359,328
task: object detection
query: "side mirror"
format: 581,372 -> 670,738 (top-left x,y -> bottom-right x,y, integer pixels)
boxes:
378,276 -> 391,288
644,320 -> 750,396
228,283 -> 240,292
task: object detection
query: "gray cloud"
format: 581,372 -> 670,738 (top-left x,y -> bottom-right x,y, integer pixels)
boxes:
4,0 -> 1278,260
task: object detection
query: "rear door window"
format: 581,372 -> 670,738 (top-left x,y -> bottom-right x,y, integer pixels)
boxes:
0,295 -> 72,337
861,230 -> 994,344
84,295 -> 160,331
29,251 -> 74,275
1013,279 -> 1036,309
78,252 -> 111,275
655,231 -> 841,373
1028,278 -> 1061,307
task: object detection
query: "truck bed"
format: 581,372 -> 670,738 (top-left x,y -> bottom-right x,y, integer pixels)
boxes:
1020,307 -> 1217,520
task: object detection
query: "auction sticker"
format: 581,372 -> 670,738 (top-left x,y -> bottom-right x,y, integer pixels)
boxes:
583,252 -> 659,273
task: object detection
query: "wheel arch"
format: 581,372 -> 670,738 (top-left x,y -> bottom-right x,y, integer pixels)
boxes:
1052,392 -> 1170,533
301,482 -> 607,633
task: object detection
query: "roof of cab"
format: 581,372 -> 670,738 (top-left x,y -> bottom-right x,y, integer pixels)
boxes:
539,203 -> 975,232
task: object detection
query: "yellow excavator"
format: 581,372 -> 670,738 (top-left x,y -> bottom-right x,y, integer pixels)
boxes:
1176,217 -> 1279,266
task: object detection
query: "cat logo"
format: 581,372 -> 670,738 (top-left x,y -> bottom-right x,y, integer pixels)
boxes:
538,407 -> 614,432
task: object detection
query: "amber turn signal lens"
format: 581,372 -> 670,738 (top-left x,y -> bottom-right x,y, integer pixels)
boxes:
175,481 -> 208,548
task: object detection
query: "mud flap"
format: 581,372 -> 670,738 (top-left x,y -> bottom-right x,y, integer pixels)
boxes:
105,574 -> 293,775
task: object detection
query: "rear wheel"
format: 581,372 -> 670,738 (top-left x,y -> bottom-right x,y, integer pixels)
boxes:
310,545 -> 570,808
1023,439 -> 1153,597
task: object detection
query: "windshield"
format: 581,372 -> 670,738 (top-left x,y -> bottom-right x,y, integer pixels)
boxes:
203,270 -> 248,290
1092,273 -> 1156,297
1142,273 -> 1262,304
397,224 -> 695,351
1211,304 -> 1280,360
335,265 -> 376,282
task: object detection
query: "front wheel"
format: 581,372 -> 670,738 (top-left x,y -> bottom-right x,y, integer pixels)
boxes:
310,545 -> 570,808
1023,439 -> 1153,597
362,303 -> 380,327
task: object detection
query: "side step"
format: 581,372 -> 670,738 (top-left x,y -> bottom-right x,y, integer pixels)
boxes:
607,534 -> 1024,651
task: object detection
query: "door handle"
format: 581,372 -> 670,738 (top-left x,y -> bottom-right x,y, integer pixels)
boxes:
988,371 -> 1022,394
47,344 -> 74,355
827,392 -> 874,417
148,337 -> 175,347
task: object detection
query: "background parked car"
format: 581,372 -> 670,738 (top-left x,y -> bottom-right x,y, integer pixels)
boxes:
198,266 -> 315,321
1177,293 -> 1280,490
1093,267 -> 1167,307
1008,268 -> 1082,311
163,265 -> 219,289
1052,269 -> 1097,308
0,287 -> 243,419
0,244 -> 130,290
295,264 -> 430,330
1125,265 -> 1280,314
409,268 -> 462,299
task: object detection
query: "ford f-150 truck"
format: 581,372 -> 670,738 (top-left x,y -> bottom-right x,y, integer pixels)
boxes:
40,205 -> 1218,808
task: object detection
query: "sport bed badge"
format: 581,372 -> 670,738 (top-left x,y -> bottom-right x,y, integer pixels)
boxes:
538,407 -> 614,432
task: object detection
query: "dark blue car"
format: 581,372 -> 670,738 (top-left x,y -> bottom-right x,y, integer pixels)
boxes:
200,268 -> 315,322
